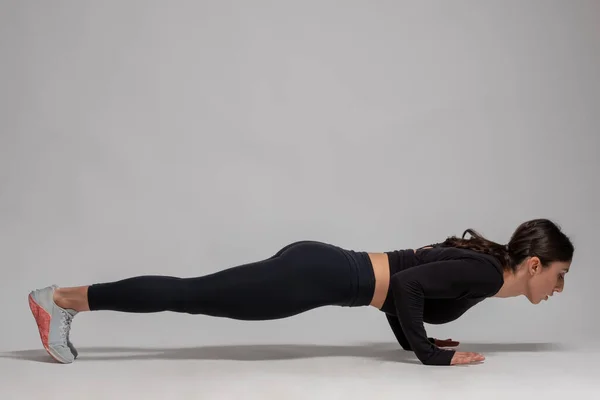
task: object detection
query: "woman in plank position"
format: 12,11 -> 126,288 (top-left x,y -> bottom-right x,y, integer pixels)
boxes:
28,218 -> 573,366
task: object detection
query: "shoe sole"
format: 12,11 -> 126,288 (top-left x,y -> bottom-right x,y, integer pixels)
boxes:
28,293 -> 72,364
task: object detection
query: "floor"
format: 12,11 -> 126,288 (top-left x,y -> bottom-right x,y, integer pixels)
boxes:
1,341 -> 598,399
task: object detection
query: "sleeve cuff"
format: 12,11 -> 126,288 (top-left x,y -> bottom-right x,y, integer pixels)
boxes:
425,349 -> 456,366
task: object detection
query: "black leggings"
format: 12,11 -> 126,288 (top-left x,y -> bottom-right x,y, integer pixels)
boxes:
87,240 -> 376,320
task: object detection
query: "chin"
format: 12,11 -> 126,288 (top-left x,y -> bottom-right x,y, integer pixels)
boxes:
526,293 -> 542,304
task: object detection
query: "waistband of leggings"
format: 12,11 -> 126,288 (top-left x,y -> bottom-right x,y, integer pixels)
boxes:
338,248 -> 376,307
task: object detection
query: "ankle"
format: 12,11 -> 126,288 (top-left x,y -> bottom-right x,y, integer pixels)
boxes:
53,288 -> 71,309
53,287 -> 90,312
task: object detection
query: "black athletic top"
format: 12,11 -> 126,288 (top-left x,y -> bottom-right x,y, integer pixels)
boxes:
380,244 -> 505,365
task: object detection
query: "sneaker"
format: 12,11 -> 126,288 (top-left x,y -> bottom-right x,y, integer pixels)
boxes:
28,285 -> 79,363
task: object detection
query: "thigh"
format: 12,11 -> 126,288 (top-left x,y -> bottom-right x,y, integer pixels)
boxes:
183,240 -> 355,319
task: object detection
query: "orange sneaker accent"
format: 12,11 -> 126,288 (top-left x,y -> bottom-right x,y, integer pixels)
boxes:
29,294 -> 51,346
28,293 -> 64,363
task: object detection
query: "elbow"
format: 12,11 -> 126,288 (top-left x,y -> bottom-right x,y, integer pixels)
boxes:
390,274 -> 418,299
389,274 -> 404,293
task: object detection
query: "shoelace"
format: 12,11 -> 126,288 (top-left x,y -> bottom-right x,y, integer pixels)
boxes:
58,310 -> 73,340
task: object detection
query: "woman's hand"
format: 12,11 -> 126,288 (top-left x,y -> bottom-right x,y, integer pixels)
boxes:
432,338 -> 460,347
450,351 -> 485,365
430,338 -> 485,365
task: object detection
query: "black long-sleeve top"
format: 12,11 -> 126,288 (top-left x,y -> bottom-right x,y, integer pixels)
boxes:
379,245 -> 505,365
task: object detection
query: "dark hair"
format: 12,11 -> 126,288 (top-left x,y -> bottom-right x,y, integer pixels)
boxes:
440,218 -> 574,272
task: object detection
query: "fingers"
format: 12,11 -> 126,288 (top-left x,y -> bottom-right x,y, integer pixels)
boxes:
450,351 -> 485,365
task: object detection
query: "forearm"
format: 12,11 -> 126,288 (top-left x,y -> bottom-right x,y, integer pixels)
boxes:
390,275 -> 455,365
385,313 -> 435,351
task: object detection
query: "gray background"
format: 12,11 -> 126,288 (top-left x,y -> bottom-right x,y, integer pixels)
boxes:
1,0 -> 599,354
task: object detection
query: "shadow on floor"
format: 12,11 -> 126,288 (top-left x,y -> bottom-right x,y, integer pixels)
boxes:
0,341 -> 568,365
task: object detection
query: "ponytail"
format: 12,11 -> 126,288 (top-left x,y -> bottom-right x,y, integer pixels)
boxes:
440,229 -> 512,271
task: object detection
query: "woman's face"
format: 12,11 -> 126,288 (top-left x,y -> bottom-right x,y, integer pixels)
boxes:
525,257 -> 570,304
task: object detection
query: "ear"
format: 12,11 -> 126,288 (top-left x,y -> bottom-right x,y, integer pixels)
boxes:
529,256 -> 542,275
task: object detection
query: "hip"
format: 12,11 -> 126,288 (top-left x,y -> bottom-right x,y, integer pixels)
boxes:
274,240 -> 376,307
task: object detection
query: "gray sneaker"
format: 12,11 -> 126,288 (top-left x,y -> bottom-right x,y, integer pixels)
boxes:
28,285 -> 79,363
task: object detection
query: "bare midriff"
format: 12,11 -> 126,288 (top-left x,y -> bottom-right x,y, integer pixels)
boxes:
367,247 -> 433,309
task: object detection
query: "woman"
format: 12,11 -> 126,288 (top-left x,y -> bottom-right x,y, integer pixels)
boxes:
28,218 -> 574,366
